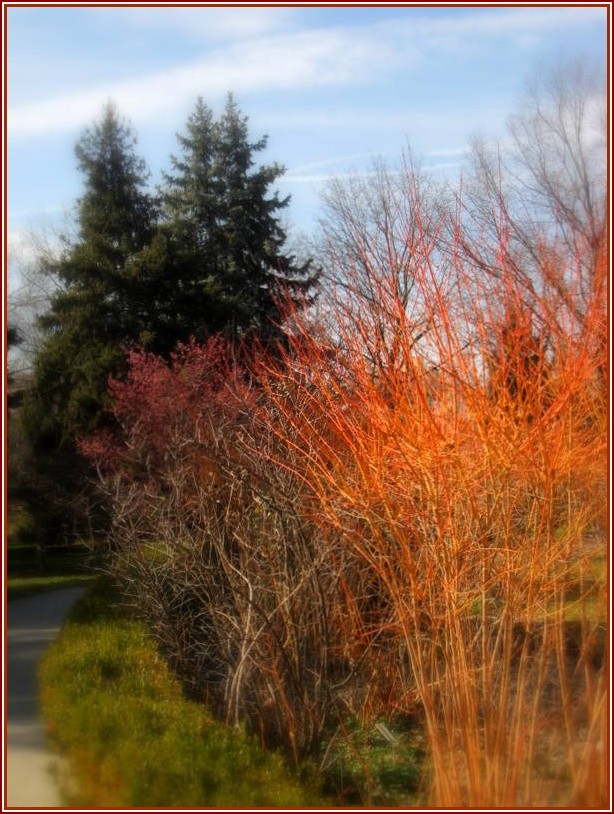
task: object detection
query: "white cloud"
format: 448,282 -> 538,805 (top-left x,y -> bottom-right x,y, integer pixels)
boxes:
9,25 -> 411,137
406,5 -> 604,49
113,5 -> 604,51
107,6 -> 300,43
288,153 -> 378,174
8,5 -> 604,140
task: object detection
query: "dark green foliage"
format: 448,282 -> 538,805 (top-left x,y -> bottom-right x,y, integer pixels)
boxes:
22,96 -> 317,554
25,95 -> 317,450
24,333 -> 123,449
160,93 -> 318,345
7,326 -> 24,403
24,103 -> 155,449
10,391 -> 103,554
487,305 -> 551,420
7,325 -> 23,349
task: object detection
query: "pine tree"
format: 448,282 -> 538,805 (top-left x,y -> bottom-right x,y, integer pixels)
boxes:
161,94 -> 318,344
24,103 -> 155,448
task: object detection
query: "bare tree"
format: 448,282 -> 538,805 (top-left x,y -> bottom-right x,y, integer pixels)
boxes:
319,154 -> 450,309
460,56 -> 606,326
508,56 -> 605,254
7,223 -> 68,375
315,154 -> 452,376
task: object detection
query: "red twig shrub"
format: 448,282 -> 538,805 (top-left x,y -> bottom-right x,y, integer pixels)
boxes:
82,178 -> 607,805
253,201 -> 607,805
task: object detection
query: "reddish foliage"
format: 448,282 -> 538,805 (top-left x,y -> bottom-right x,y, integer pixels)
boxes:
79,336 -> 248,475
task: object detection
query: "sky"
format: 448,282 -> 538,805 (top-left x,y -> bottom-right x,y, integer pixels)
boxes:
5,3 -> 608,283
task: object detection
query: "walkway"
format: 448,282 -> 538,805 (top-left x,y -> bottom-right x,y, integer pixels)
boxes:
6,587 -> 85,808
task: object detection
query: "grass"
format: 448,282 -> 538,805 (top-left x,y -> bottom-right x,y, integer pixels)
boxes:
320,716 -> 427,806
7,538 -> 100,599
38,577 -> 326,808
7,573 -> 97,600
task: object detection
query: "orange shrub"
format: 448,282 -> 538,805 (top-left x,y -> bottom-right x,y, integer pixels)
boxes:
256,200 -> 607,806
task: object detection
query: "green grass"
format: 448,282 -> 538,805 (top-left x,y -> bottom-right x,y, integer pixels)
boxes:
7,573 -> 97,600
7,542 -> 98,574
7,541 -> 101,599
320,716 -> 427,807
39,578 -> 325,808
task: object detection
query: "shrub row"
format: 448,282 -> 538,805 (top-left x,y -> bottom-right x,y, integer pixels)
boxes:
79,171 -> 608,805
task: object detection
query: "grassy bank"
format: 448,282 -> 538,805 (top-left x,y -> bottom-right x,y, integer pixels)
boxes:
38,578 -> 325,808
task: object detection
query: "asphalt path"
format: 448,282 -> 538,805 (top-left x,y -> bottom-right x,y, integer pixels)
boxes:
5,587 -> 86,808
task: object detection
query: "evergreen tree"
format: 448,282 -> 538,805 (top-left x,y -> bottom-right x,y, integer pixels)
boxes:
24,103 -> 155,448
7,326 -> 22,349
7,326 -> 24,407
160,94 -> 318,344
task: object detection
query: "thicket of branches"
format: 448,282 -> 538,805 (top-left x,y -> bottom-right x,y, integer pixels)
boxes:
83,181 -> 607,811
28,58 -> 608,806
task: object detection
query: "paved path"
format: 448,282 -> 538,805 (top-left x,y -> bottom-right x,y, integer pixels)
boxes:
6,587 -> 85,808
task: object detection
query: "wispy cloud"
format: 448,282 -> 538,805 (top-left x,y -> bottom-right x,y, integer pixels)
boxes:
425,161 -> 464,173
288,153 -> 379,174
424,147 -> 469,158
281,160 -> 463,186
258,99 -> 515,147
8,5 -> 604,142
99,6 -> 301,45
8,24 -> 412,137
280,169 -> 390,186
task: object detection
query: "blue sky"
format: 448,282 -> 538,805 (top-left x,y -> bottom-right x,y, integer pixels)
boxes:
6,3 -> 608,272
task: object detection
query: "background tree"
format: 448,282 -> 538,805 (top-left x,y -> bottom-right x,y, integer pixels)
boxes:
160,93 -> 318,346
23,103 -> 155,450
460,56 -> 606,328
7,325 -> 26,408
313,154 -> 452,385
7,223 -> 67,379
